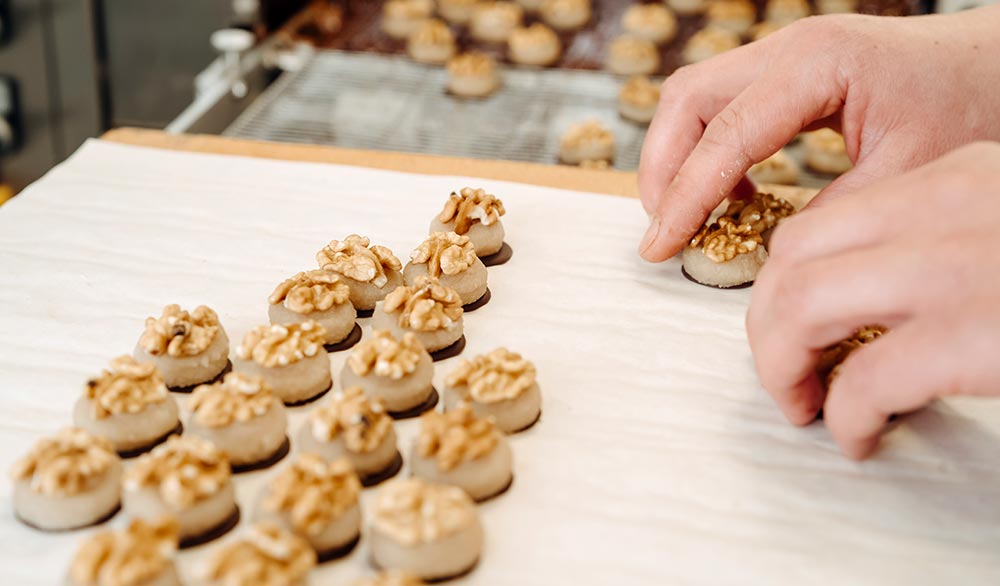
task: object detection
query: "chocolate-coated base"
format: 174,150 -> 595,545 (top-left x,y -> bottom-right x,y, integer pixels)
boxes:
480,242 -> 513,267
169,360 -> 233,394
430,335 -> 466,362
118,421 -> 184,459
317,533 -> 361,563
372,555 -> 480,583
324,323 -> 363,353
387,387 -> 439,420
476,474 -> 514,503
231,436 -> 291,474
510,409 -> 541,434
462,288 -> 491,313
681,267 -> 754,290
356,308 -> 375,318
284,378 -> 334,407
16,503 -> 120,532
360,451 -> 403,488
179,506 -> 241,549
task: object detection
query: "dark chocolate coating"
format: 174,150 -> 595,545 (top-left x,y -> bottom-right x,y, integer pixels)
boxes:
231,436 -> 291,474
168,360 -> 233,394
430,335 -> 467,362
324,323 -> 363,353
284,378 -> 334,407
387,387 -> 440,420
681,267 -> 754,290
480,242 -> 513,267
317,533 -> 362,563
462,288 -> 491,313
178,506 -> 241,549
118,422 -> 184,459
356,308 -> 375,318
360,451 -> 403,488
16,503 -> 120,533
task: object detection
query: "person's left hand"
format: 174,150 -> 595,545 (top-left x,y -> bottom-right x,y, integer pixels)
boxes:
746,141 -> 1000,459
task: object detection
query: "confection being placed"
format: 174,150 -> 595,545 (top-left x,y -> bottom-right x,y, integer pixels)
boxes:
446,52 -> 500,98
404,231 -> 490,309
816,0 -> 857,14
706,0 -> 757,35
382,0 -> 435,39
133,304 -> 230,392
559,119 -> 615,166
682,26 -> 741,64
234,321 -> 332,406
255,454 -> 363,561
11,427 -> 122,531
122,435 -> 238,547
765,0 -> 810,25
407,19 -> 457,65
73,356 -> 181,457
341,330 -> 437,418
269,269 -> 359,352
430,187 -> 510,263
749,20 -> 784,41
618,75 -> 660,124
747,148 -> 800,185
667,0 -> 707,15
722,190 -> 795,246
816,325 -> 888,388
411,403 -> 513,501
187,372 -> 289,472
67,517 -> 181,586
605,35 -> 660,76
317,234 -> 404,315
540,0 -> 591,31
621,3 -> 677,45
372,276 -> 466,358
681,216 -> 767,288
804,128 -> 853,174
355,572 -> 426,586
470,1 -> 524,43
204,523 -> 316,586
297,386 -> 402,486
439,0 -> 479,24
370,478 -> 483,580
444,347 -> 542,433
507,23 -> 562,67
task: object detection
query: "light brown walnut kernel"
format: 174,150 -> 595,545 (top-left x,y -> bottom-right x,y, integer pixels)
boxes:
348,330 -> 424,380
382,276 -> 463,332
189,373 -> 279,428
723,191 -> 794,234
437,187 -> 506,235
139,304 -> 221,357
689,216 -> 763,263
316,234 -> 402,288
236,321 -> 327,368
410,232 -> 478,278
10,427 -> 117,497
446,347 -> 537,403
372,478 -> 477,546
269,270 -> 351,314
123,435 -> 230,509
70,517 -> 179,586
418,403 -> 499,471
84,355 -> 169,419
817,325 -> 889,387
309,387 -> 393,454
206,523 -> 316,586
263,455 -> 361,536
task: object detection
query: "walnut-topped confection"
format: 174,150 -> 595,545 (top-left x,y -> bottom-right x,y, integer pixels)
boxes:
236,322 -> 326,368
817,325 -> 889,386
411,232 -> 478,278
689,217 -> 763,263
11,427 -> 118,496
139,304 -> 221,357
620,76 -> 660,109
263,455 -> 361,536
349,330 -> 424,380
206,523 -> 316,586
123,435 -> 230,509
269,270 -> 351,315
438,187 -> 506,235
724,192 -> 794,234
355,572 -> 426,586
69,517 -> 179,586
446,348 -> 537,403
417,403 -> 499,471
383,276 -> 463,332
84,356 -> 169,419
309,387 -> 393,454
447,52 -> 495,77
562,120 -> 614,151
316,235 -> 402,288
373,478 -> 477,546
189,373 -> 279,428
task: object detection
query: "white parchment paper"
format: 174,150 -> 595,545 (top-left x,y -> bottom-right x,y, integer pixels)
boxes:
0,140 -> 997,585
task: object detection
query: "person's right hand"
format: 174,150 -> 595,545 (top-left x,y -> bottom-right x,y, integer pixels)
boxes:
637,6 -> 1000,262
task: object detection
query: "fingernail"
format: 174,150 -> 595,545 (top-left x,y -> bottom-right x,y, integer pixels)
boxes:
639,216 -> 660,259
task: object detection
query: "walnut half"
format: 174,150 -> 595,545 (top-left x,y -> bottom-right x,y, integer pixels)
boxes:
410,231 -> 478,278
316,234 -> 402,288
446,347 -> 537,403
382,276 -> 463,332
437,187 -> 506,235
689,216 -> 763,263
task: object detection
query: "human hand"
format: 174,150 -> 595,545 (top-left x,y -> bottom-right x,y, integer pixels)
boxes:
637,7 -> 1000,262
746,141 -> 1000,459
